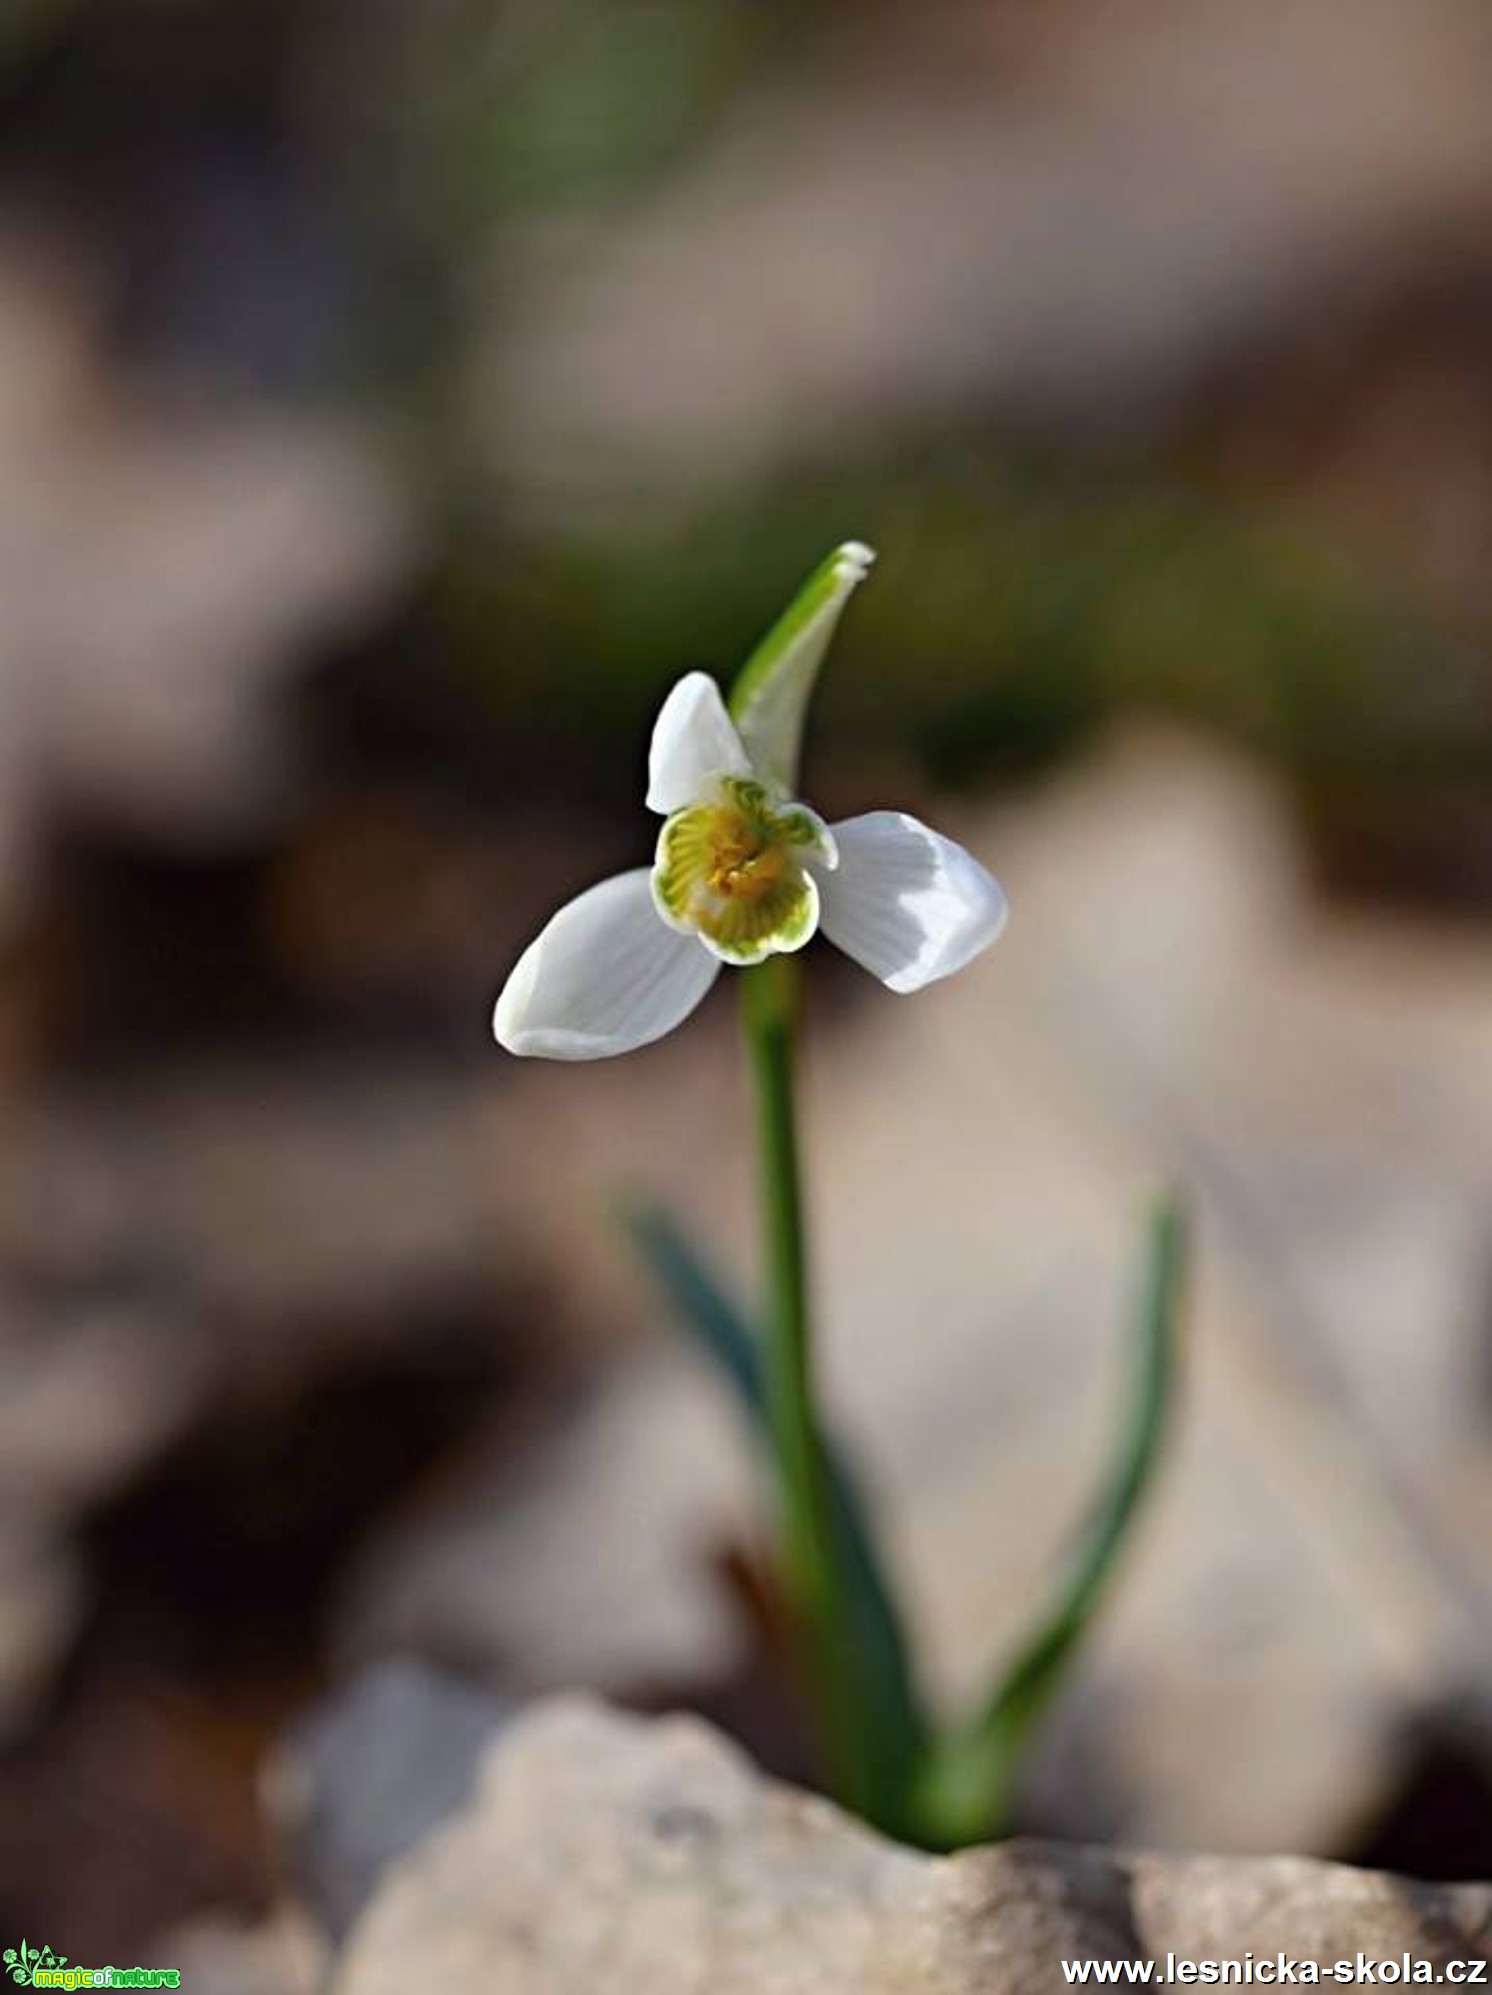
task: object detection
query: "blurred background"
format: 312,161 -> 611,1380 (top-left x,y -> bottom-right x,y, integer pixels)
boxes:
3,0 -> 1492,1974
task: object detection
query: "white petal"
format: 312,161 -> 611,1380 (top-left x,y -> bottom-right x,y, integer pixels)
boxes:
815,812 -> 1008,994
494,869 -> 720,1059
645,672 -> 753,814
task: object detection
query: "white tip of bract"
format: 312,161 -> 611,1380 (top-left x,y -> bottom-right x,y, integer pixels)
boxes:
834,540 -> 876,578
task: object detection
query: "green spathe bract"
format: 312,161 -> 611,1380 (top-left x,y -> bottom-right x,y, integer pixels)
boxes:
730,541 -> 875,791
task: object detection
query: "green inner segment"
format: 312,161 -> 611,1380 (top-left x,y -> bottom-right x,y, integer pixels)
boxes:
654,778 -> 823,964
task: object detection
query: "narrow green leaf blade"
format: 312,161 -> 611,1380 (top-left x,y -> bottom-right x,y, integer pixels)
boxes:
625,1201 -> 759,1404
915,1194 -> 1188,1848
728,541 -> 875,791
624,1200 -> 930,1820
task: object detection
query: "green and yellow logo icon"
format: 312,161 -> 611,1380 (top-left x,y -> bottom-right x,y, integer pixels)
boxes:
5,1942 -> 63,1986
4,1946 -> 178,1989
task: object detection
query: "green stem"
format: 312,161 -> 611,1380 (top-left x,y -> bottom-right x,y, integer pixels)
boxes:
740,954 -> 865,1812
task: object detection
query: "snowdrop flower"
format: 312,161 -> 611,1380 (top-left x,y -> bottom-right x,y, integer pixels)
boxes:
493,543 -> 1007,1059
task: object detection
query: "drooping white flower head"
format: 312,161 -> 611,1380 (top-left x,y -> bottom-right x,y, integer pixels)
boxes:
493,542 -> 1007,1059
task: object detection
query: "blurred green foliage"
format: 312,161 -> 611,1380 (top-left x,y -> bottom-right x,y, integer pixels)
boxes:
395,0 -> 776,233
344,0 -> 1488,807
449,454 -> 1485,798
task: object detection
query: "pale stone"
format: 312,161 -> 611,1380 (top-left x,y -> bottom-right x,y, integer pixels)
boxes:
332,1697 -> 1491,1995
0,229 -> 418,939
162,1910 -> 326,1995
269,1659 -> 508,1942
480,0 -> 1492,501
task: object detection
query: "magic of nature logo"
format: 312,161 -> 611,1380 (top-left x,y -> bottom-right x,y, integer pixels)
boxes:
4,1942 -> 180,1989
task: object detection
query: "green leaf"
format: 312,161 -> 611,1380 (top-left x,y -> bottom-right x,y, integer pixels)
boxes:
624,1200 -> 930,1828
913,1194 -> 1188,1849
728,541 -> 875,791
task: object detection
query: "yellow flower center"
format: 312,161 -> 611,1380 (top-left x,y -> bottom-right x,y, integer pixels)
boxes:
703,808 -> 792,900
652,776 -> 830,965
